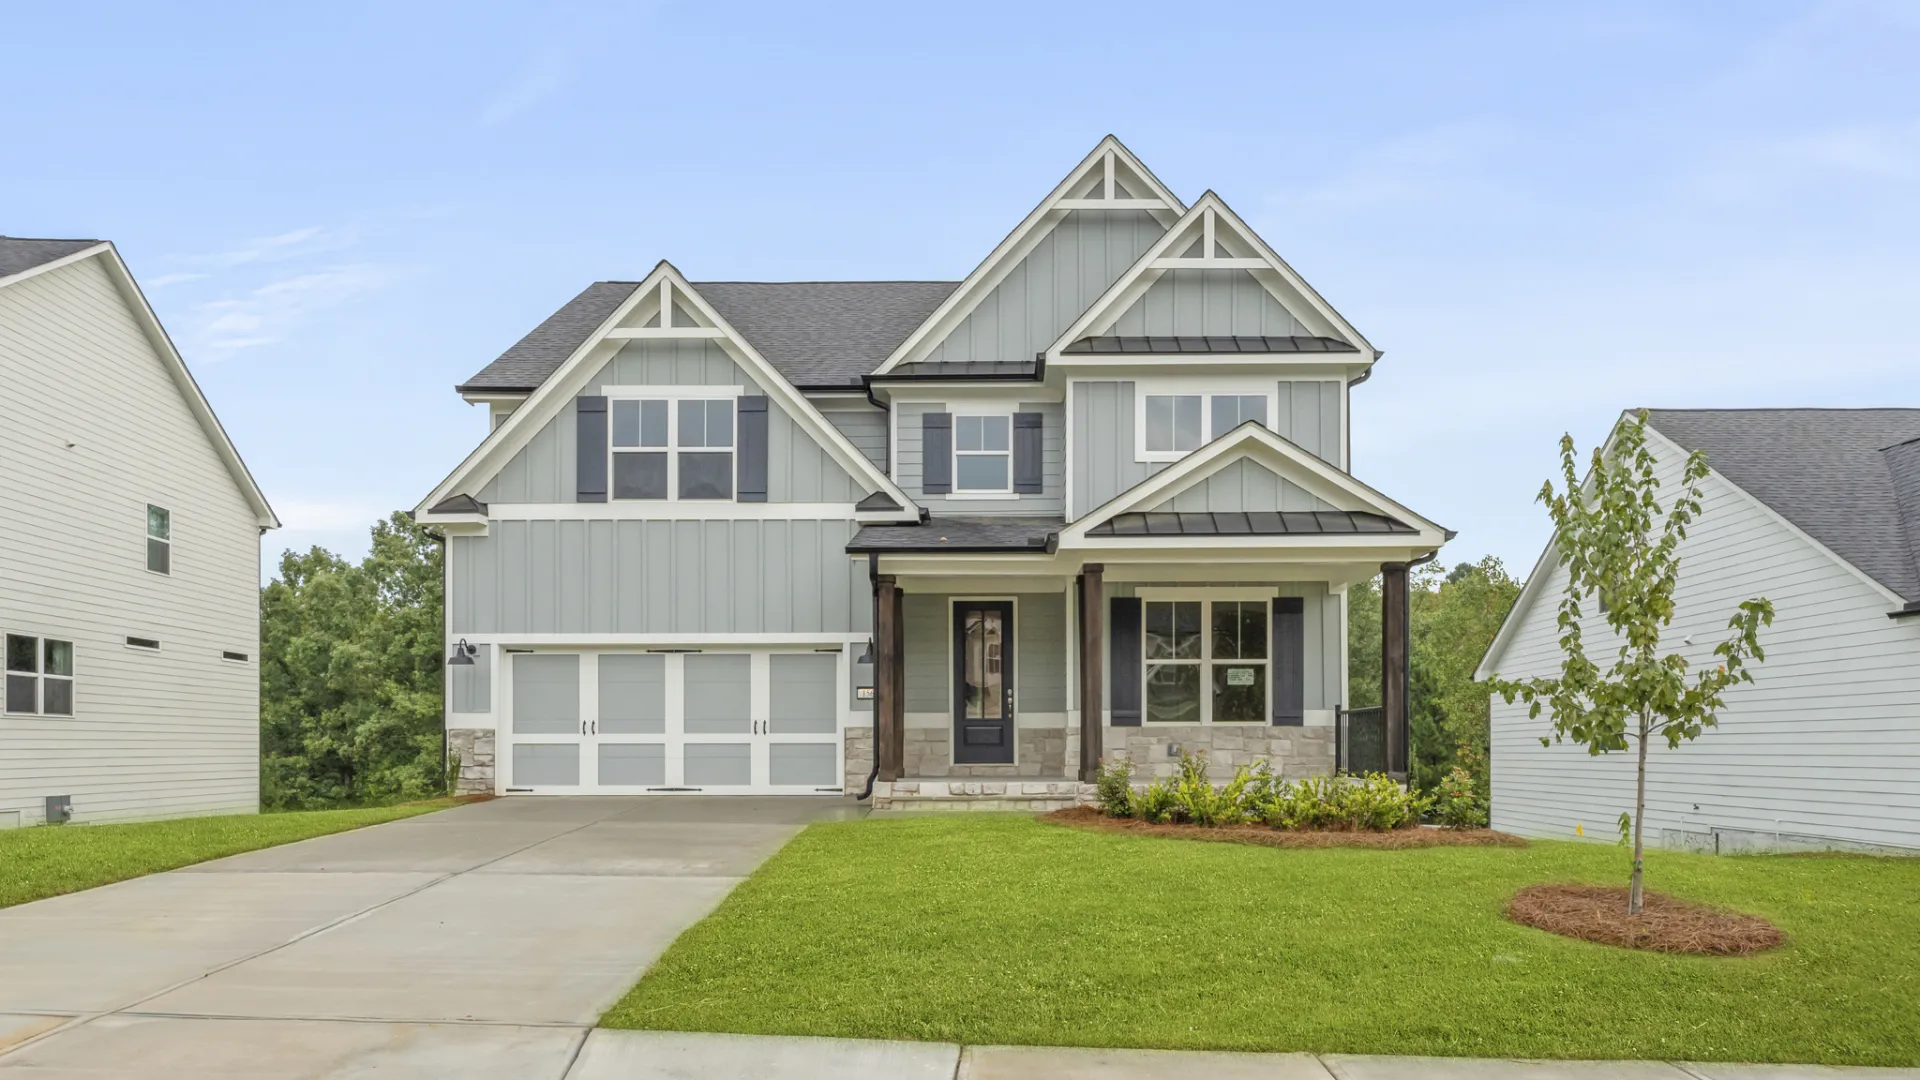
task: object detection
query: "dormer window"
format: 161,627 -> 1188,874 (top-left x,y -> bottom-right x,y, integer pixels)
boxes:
609,392 -> 736,501
1135,383 -> 1275,463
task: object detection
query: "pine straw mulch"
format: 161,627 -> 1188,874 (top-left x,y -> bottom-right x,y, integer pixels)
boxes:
1042,806 -> 1527,849
1505,883 -> 1785,956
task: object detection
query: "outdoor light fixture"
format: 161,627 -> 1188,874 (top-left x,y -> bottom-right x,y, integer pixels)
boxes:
856,639 -> 874,665
447,639 -> 478,666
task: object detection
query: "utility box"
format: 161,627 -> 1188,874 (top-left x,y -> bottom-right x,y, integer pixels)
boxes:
44,795 -> 72,825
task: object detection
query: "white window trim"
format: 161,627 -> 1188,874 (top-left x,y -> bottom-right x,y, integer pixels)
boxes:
3,632 -> 74,718
1139,595 -> 1271,726
1132,379 -> 1277,464
950,408 -> 1017,498
605,385 -> 744,503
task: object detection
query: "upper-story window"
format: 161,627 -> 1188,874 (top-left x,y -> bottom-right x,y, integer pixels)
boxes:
146,505 -> 171,574
953,414 -> 1012,493
610,397 -> 734,500
1136,386 -> 1274,463
5,634 -> 74,717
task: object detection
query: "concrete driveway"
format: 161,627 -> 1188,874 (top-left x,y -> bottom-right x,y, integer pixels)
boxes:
0,796 -> 859,1077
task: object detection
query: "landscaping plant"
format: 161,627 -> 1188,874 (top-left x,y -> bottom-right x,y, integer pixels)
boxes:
1487,411 -> 1772,914
1093,753 -> 1428,832
1432,765 -> 1489,829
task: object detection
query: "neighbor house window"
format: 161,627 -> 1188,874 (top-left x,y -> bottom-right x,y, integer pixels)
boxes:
146,505 -> 171,574
610,397 -> 734,501
953,414 -> 1012,493
1143,599 -> 1267,724
5,634 -> 73,716
1138,391 -> 1272,461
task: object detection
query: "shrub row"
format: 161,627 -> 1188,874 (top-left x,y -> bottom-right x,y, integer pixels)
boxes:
1094,751 -> 1487,831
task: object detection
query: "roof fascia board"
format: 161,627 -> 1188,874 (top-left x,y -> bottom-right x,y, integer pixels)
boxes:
0,241 -> 112,292
418,262 -> 920,515
88,244 -> 280,529
1044,192 -> 1376,362
870,136 -> 1186,377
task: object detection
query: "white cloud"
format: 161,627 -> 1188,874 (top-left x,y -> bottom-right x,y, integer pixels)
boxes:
144,272 -> 208,288
188,263 -> 389,356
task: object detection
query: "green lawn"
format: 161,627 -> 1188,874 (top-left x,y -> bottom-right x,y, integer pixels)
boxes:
0,800 -> 458,908
604,814 -> 1920,1065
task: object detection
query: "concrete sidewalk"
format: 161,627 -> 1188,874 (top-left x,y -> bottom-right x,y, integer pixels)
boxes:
569,1032 -> 1920,1080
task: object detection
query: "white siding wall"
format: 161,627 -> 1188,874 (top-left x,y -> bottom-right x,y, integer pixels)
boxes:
1487,449 -> 1920,852
0,258 -> 262,826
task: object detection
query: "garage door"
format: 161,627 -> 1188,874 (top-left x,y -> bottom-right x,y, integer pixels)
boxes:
503,650 -> 845,795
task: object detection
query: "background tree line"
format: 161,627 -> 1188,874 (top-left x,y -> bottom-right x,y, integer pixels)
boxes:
1348,557 -> 1523,799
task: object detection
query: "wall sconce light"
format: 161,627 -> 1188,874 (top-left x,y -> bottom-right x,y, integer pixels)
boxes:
856,639 -> 874,665
448,639 -> 478,666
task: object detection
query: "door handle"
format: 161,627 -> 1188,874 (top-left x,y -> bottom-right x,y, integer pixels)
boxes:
581,720 -> 587,736
591,720 -> 597,735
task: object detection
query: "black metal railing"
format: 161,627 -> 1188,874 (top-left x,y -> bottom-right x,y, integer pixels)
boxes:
1337,705 -> 1389,775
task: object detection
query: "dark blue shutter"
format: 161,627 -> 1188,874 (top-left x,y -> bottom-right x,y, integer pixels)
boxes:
1109,596 -> 1142,726
576,396 -> 608,503
1273,596 -> 1304,725
1013,411 -> 1043,494
922,412 -> 952,494
737,396 -> 768,503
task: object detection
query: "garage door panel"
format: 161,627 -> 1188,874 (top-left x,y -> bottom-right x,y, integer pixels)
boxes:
684,655 -> 751,734
598,743 -> 665,787
513,743 -> 580,786
513,654 -> 580,735
685,743 -> 751,786
769,654 -> 837,734
769,742 -> 836,786
599,654 -> 666,734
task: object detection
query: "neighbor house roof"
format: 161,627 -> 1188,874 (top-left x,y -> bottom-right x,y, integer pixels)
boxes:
1645,409 -> 1920,604
0,236 -> 105,280
457,280 -> 959,395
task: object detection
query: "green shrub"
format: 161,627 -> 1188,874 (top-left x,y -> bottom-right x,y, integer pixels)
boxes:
1166,749 -> 1260,826
1431,765 -> 1488,829
1342,772 -> 1430,830
1137,776 -> 1180,823
1094,757 -> 1137,818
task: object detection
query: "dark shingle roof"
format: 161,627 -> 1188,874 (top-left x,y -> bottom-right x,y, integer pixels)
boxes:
458,279 -> 959,394
848,516 -> 1063,553
1063,335 -> 1357,355
1645,409 -> 1920,603
0,237 -> 103,279
1089,511 -> 1414,536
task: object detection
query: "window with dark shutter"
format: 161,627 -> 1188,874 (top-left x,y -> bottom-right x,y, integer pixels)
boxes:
922,412 -> 953,494
576,396 -> 609,503
1109,597 -> 1142,726
736,396 -> 768,502
1013,412 -> 1043,494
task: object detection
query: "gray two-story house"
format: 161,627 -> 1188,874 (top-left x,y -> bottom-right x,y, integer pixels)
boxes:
415,137 -> 1448,806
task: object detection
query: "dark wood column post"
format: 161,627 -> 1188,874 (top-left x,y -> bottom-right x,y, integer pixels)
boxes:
875,575 -> 904,782
1380,562 -> 1410,777
1078,564 -> 1105,782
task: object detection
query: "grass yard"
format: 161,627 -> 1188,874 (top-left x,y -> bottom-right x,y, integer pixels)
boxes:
604,814 -> 1920,1065
0,800 -> 458,908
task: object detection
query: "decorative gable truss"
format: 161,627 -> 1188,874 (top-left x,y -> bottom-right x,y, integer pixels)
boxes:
415,262 -> 920,525
870,136 -> 1186,376
1047,192 -> 1378,365
1058,423 -> 1450,562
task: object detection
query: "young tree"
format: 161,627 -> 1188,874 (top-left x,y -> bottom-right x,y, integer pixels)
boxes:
1489,411 -> 1772,914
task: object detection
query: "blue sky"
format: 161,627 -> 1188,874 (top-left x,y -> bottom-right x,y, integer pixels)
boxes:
7,1 -> 1917,581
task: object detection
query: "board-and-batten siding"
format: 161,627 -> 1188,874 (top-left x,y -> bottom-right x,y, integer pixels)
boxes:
922,210 -> 1163,367
1149,459 -> 1336,514
0,257 -> 261,826
449,519 -> 867,636
1109,269 -> 1310,337
1069,380 -> 1342,518
819,402 -> 887,471
902,592 -> 1068,717
479,339 -> 863,505
895,401 -> 1064,514
1487,453 -> 1920,853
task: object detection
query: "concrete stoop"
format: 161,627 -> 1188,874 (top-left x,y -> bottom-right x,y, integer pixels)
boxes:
871,779 -> 1097,812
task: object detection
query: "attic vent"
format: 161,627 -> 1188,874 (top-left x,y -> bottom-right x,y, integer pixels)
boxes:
126,637 -> 160,651
222,650 -> 250,662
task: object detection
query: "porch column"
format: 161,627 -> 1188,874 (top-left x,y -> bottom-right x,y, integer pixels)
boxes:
1077,564 -> 1104,782
876,574 -> 905,782
1380,562 -> 1410,777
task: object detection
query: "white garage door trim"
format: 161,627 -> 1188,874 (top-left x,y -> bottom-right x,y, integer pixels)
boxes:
499,645 -> 850,796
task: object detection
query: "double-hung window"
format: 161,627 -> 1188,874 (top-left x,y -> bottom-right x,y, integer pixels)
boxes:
610,396 -> 734,501
1142,599 -> 1268,724
953,414 -> 1012,493
5,634 -> 74,717
1138,390 -> 1272,461
146,505 -> 171,574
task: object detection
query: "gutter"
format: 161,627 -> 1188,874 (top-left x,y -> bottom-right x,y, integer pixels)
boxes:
1888,601 -> 1920,620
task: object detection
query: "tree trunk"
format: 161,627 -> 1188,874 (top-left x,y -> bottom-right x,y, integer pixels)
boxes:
1628,710 -> 1649,915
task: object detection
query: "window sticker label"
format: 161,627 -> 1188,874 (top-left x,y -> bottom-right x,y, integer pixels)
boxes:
1226,667 -> 1257,687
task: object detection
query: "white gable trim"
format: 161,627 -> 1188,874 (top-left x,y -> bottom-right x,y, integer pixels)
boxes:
1058,422 -> 1448,547
869,136 -> 1186,376
4,243 -> 280,529
1472,416 -> 1909,682
416,261 -> 918,517
1045,192 -> 1377,362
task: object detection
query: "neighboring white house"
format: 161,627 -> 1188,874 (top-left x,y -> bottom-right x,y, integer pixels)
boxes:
0,237 -> 278,827
1478,409 -> 1920,854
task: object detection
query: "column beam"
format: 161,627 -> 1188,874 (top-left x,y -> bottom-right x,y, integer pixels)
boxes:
1077,564 -> 1105,782
875,575 -> 904,782
1380,561 -> 1410,778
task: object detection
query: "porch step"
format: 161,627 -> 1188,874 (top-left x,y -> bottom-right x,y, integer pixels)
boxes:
872,779 -> 1096,813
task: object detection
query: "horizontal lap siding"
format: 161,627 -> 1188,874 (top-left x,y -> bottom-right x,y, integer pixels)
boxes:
1488,458 -> 1920,851
450,520 -> 867,636
902,592 -> 1069,716
0,258 -> 261,825
896,401 -> 1064,514
820,404 -> 887,471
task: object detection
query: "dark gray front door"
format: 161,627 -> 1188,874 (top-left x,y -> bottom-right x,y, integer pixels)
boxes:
952,601 -> 1015,764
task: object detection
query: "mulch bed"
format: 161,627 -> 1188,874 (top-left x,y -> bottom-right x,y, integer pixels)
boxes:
1505,883 -> 1784,956
1042,806 -> 1526,849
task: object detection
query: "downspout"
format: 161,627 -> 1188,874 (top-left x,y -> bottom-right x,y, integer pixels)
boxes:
857,551 -> 882,800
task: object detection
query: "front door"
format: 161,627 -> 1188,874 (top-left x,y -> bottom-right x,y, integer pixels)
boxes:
952,600 -> 1015,764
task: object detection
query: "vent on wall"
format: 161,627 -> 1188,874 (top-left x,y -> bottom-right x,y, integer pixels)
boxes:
126,637 -> 160,650
222,651 -> 249,662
